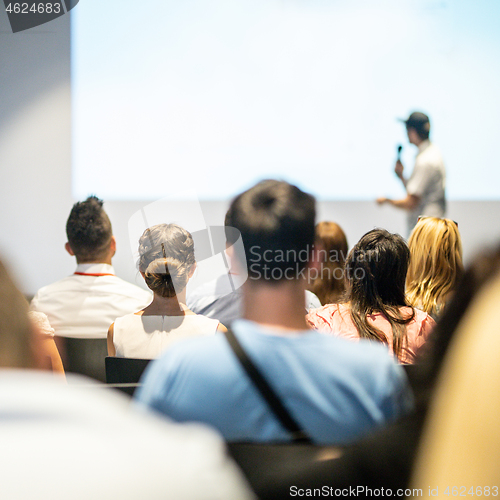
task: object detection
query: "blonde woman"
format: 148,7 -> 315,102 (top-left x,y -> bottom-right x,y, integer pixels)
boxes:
307,221 -> 348,306
108,223 -> 226,359
406,217 -> 463,319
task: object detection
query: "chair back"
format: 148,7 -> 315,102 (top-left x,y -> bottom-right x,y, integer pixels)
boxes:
105,356 -> 152,385
63,337 -> 108,382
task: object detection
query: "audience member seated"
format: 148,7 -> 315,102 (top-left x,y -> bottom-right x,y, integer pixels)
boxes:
307,221 -> 348,306
136,180 -> 413,445
187,209 -> 321,325
406,216 -> 463,319
307,229 -> 435,363
30,196 -> 151,378
0,256 -> 254,500
108,223 -> 224,359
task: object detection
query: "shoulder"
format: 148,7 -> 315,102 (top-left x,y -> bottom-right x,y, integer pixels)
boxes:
186,314 -> 220,331
30,277 -> 78,310
32,275 -> 75,296
412,308 -> 436,338
416,142 -> 444,167
305,290 -> 322,310
306,303 -> 343,330
409,307 -> 436,328
107,275 -> 152,297
113,312 -> 139,326
194,313 -> 220,324
403,307 -> 436,354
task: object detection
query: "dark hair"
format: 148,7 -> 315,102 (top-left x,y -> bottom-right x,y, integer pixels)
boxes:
345,229 -> 414,357
138,223 -> 195,297
66,196 -> 112,262
308,221 -> 348,305
225,179 -> 316,282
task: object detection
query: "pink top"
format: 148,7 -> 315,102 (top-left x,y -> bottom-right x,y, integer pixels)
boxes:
306,303 -> 435,364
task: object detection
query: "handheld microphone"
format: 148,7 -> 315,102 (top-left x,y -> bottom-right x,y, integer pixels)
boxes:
397,144 -> 403,161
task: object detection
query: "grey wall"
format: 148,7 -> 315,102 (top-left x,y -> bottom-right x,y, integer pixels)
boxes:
1,6 -> 500,296
0,8 -> 72,293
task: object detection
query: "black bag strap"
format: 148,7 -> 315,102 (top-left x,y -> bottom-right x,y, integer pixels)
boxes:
224,328 -> 312,444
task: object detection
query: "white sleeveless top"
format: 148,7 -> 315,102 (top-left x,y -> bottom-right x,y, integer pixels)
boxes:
113,313 -> 219,359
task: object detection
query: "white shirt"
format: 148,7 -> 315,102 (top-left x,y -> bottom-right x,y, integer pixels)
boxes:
406,140 -> 446,231
31,263 -> 152,339
113,313 -> 219,359
0,370 -> 254,500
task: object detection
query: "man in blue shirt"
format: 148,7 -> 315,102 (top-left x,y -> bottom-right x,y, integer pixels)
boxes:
136,180 -> 412,444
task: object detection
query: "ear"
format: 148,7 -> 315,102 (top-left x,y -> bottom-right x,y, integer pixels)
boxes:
225,244 -> 244,274
188,262 -> 197,279
65,242 -> 75,256
110,236 -> 117,256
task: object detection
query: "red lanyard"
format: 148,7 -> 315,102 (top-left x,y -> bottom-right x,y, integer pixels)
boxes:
74,272 -> 115,277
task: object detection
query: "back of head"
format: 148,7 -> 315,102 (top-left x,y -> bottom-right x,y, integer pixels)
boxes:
406,217 -> 463,316
66,196 -> 112,263
405,111 -> 430,141
309,221 -> 348,304
346,229 -> 412,356
346,228 -> 410,309
225,179 -> 316,282
0,259 -> 37,368
138,223 -> 195,297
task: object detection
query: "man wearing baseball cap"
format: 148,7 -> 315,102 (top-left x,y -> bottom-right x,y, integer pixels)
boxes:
377,111 -> 446,234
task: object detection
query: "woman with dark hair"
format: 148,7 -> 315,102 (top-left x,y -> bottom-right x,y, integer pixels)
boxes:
307,221 -> 348,306
108,223 -> 226,359
307,229 -> 434,363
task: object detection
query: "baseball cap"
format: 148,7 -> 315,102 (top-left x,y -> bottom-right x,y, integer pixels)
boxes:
399,112 -> 430,134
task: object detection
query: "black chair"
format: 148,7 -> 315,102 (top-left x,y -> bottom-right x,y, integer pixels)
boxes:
105,356 -> 152,396
401,363 -> 420,393
63,337 -> 108,383
227,441 -> 341,499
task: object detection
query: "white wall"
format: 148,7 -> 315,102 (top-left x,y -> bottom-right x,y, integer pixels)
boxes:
1,6 -> 499,296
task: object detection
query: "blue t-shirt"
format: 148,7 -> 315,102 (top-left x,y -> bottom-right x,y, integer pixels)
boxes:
135,320 -> 413,445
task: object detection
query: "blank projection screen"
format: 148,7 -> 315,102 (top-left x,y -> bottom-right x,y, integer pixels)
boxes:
71,0 -> 500,201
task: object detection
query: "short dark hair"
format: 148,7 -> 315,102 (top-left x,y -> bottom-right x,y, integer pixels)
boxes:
226,179 -> 316,281
66,196 -> 112,262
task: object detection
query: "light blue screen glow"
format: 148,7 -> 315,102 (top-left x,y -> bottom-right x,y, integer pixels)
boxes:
72,0 -> 500,200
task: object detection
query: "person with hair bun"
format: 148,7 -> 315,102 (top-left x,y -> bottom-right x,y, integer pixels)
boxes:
108,223 -> 225,359
307,229 -> 435,364
406,217 -> 463,319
